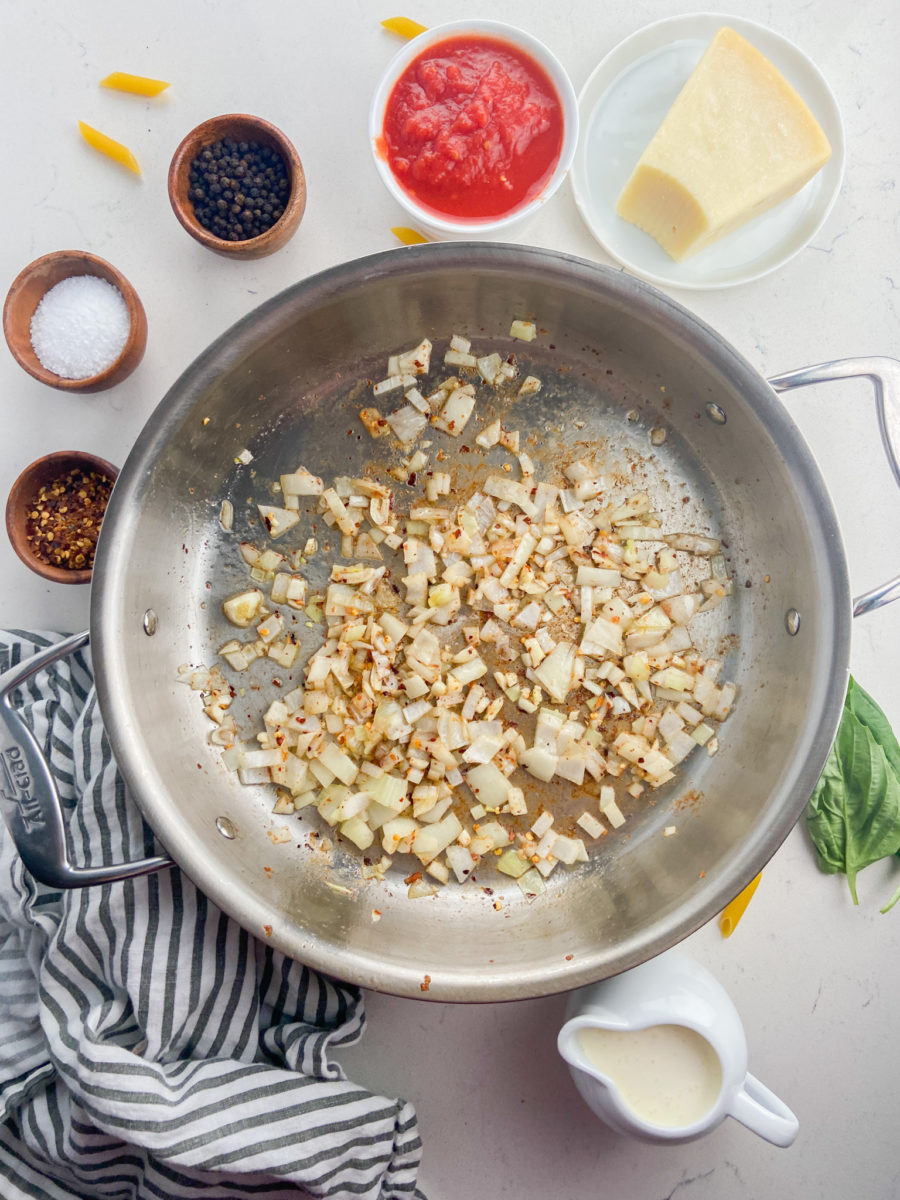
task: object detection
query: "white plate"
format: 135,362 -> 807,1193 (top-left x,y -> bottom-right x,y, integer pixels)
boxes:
571,13 -> 845,290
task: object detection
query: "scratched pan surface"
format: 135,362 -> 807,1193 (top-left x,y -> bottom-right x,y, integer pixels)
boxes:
92,244 -> 849,1001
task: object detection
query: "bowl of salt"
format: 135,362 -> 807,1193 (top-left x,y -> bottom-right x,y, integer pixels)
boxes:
3,250 -> 147,392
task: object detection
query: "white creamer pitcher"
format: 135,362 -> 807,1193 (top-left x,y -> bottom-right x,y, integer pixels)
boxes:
557,950 -> 798,1147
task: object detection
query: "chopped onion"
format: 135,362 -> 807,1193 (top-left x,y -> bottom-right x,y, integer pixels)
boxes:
483,474 -> 537,517
663,532 -> 722,555
509,319 -> 536,341
258,506 -> 300,540
373,374 -> 409,397
466,762 -> 512,809
432,387 -> 476,436
477,352 -> 503,384
533,642 -> 576,704
195,323 -> 737,899
661,594 -> 703,625
281,468 -> 323,497
476,419 -> 502,449
223,589 -> 263,627
387,405 -> 428,446
396,338 -> 432,376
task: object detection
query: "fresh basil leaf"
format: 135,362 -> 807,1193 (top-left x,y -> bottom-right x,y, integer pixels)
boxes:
806,678 -> 900,904
805,744 -> 850,876
844,678 -> 900,901
846,676 -> 900,780
881,879 -> 900,915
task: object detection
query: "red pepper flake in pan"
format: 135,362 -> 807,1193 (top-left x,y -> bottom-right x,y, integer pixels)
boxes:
25,467 -> 113,569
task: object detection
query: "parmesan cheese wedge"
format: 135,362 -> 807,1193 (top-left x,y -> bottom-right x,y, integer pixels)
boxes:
616,27 -> 832,261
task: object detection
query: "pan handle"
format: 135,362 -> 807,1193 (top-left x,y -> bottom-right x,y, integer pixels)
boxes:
768,356 -> 900,617
0,631 -> 173,889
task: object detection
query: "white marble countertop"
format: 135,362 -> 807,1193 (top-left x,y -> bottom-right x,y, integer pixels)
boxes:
2,2 -> 899,1197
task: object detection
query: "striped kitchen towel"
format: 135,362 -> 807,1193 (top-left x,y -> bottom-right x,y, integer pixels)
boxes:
0,630 -> 425,1200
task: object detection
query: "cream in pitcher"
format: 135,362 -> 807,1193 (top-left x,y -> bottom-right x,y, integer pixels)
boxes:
558,950 -> 798,1146
575,1023 -> 723,1129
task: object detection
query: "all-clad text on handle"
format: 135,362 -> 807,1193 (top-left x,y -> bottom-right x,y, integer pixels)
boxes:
0,631 -> 172,889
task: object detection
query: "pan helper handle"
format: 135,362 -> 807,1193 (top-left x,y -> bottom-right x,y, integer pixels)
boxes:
768,356 -> 900,617
0,631 -> 173,889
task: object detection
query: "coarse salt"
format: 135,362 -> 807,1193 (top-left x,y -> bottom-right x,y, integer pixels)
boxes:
30,275 -> 130,379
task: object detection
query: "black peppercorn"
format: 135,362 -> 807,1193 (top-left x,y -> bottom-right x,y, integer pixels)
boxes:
188,137 -> 291,241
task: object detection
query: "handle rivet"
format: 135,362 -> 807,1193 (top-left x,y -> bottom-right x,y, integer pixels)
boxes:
705,402 -> 727,425
142,609 -> 158,636
215,816 -> 237,839
785,609 -> 801,636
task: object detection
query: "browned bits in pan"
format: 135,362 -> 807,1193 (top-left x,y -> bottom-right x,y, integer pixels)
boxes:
24,467 -> 113,569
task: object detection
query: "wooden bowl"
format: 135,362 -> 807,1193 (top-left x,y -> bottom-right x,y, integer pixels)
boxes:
3,251 -> 147,393
6,451 -> 119,584
168,114 -> 307,259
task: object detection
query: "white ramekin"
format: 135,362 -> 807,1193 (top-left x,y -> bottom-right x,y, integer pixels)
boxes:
369,20 -> 579,241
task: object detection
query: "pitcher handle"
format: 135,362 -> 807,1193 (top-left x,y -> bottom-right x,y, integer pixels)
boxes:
768,356 -> 900,616
0,631 -> 173,889
728,1071 -> 799,1148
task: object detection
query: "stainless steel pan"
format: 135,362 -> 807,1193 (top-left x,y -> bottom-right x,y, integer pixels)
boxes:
3,244 -> 899,1001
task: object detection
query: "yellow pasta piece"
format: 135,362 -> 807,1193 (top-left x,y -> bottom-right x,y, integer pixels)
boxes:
78,121 -> 141,175
719,871 -> 762,937
381,16 -> 427,38
391,226 -> 429,245
100,71 -> 170,97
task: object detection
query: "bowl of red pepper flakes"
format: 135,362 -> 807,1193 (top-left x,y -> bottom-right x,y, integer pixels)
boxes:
5,451 -> 118,584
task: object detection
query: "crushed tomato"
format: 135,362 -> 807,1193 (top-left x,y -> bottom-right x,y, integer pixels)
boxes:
381,35 -> 564,221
